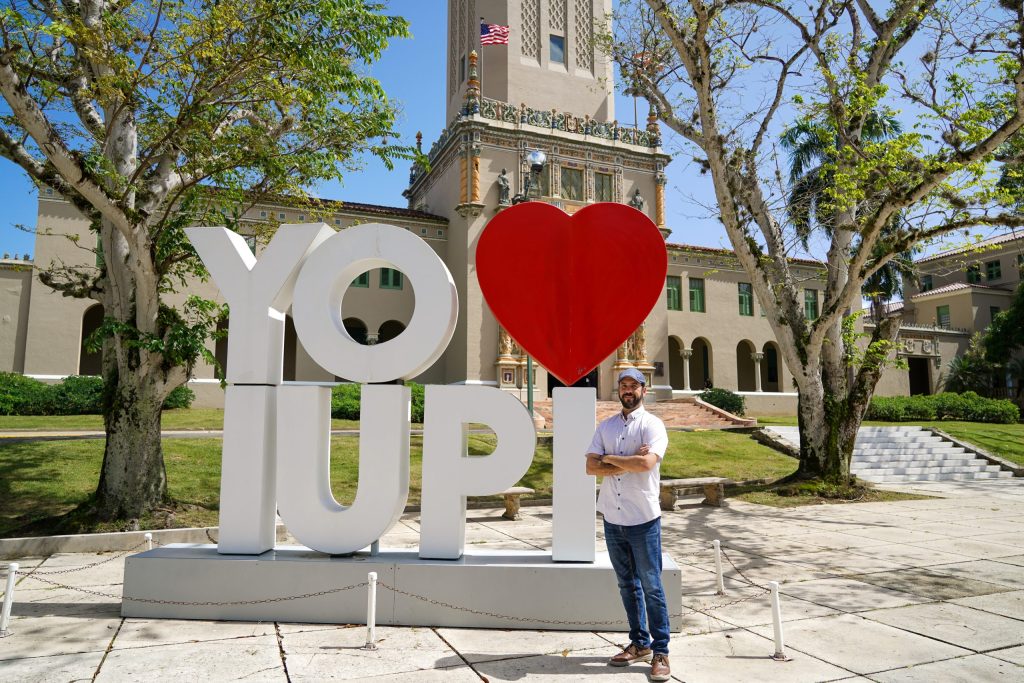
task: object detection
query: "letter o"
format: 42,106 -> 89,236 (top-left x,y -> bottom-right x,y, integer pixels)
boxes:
292,223 -> 458,383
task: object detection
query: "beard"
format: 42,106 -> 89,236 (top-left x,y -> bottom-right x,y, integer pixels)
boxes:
619,392 -> 642,410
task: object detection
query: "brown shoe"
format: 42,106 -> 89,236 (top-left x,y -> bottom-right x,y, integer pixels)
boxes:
650,653 -> 671,681
608,642 -> 653,667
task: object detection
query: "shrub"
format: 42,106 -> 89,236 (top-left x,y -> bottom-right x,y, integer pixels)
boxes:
163,385 -> 195,410
865,392 -> 1019,424
0,373 -> 195,415
0,372 -> 52,415
331,383 -> 362,419
698,387 -> 745,416
331,381 -> 426,421
49,375 -> 104,415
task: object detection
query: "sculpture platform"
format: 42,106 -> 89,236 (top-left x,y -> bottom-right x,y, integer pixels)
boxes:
122,544 -> 683,631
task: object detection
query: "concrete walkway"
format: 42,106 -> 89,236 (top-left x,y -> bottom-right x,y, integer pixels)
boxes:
2,480 -> 1023,681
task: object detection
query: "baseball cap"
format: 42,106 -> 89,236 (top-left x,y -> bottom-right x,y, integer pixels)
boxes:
617,368 -> 646,385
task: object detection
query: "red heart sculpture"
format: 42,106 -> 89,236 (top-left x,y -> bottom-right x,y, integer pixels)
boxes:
476,202 -> 667,386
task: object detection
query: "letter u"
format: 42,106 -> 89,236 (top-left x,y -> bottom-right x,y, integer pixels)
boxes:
276,384 -> 410,554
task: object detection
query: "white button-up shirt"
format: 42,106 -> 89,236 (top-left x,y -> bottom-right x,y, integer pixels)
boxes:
588,405 -> 669,526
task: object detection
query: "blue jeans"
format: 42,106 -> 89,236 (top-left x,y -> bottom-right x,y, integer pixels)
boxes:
604,517 -> 670,655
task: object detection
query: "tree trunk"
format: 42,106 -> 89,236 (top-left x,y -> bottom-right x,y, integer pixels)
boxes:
795,384 -> 857,484
94,366 -> 167,519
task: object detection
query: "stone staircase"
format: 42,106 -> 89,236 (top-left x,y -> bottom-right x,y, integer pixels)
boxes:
531,397 -> 751,430
768,425 -> 1014,483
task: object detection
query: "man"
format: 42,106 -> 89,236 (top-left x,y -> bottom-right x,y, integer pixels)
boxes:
586,368 -> 671,682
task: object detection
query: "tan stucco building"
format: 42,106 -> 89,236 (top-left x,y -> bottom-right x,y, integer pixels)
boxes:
11,1 -> 1001,413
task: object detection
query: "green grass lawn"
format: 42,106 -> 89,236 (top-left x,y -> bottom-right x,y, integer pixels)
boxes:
755,415 -> 1024,466
0,430 -> 799,537
0,409 -> 360,431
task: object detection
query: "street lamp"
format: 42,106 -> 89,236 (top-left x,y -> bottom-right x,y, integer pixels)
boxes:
510,150 -> 547,419
511,149 -> 547,205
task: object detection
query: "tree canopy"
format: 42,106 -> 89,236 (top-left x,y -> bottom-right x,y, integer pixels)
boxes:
604,0 -> 1024,482
0,0 -> 411,518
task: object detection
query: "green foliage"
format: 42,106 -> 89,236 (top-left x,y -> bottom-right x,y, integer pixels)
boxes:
865,392 -> 1019,424
0,373 -> 54,416
984,280 -> 1024,364
0,374 -> 194,415
942,333 -> 997,394
330,382 -> 425,422
698,387 -> 746,416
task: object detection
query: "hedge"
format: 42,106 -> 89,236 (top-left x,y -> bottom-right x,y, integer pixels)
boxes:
865,392 -> 1019,424
331,382 -> 425,422
0,373 -> 195,415
697,387 -> 746,416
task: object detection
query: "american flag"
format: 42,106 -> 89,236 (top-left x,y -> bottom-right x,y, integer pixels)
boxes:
480,23 -> 510,46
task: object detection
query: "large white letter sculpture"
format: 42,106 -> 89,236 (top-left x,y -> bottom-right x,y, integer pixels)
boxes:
420,386 -> 537,559
188,224 -> 333,553
188,221 -> 598,561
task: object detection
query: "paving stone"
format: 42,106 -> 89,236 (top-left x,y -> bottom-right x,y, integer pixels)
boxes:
847,544 -> 973,568
778,577 -> 927,613
973,532 -> 1024,549
843,527 -> 948,546
0,615 -> 120,660
864,602 -> 1024,651
5,583 -> 123,618
987,645 -> 1024,666
867,654 -> 1022,682
784,549 -> 910,576
434,627 -> 608,663
629,627 -> 850,683
785,532 -> 895,550
908,538 -> 1022,560
96,635 -> 284,681
928,560 -> 1024,590
849,567 -> 1012,601
750,613 -> 970,675
113,618 -> 275,649
472,644 -> 657,682
992,555 -> 1024,567
952,590 -> 1024,620
684,586 -> 838,628
0,651 -> 105,682
280,624 -> 460,680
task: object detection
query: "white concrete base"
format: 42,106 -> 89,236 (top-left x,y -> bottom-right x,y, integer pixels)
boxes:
122,544 -> 683,632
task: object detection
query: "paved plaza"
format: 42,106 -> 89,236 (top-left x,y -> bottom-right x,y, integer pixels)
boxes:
2,479 -> 1023,681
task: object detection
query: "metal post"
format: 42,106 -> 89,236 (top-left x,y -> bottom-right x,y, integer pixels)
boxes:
1,562 -> 18,637
712,540 -> 725,595
363,571 -> 378,650
769,581 -> 789,661
527,356 -> 534,419
145,532 -> 153,551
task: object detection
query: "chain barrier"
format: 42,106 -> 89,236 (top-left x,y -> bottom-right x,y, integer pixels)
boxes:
26,540 -> 151,576
22,572 -> 368,607
10,541 -> 778,624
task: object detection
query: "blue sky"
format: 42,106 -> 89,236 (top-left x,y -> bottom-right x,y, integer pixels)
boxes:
0,1 -> 734,260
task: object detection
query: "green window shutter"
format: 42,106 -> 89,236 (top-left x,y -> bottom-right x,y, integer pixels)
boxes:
937,305 -> 950,328
689,278 -> 705,312
351,271 -> 369,288
380,268 -> 403,290
738,283 -> 753,316
804,289 -> 819,320
920,274 -> 933,292
967,265 -> 981,284
986,260 -> 1001,280
666,276 -> 682,311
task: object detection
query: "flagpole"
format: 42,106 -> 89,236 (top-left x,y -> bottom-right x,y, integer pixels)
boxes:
478,17 -> 485,100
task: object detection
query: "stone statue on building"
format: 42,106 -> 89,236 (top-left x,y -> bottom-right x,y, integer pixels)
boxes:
628,188 -> 645,211
634,324 -> 648,362
496,168 -> 511,205
498,326 -> 514,356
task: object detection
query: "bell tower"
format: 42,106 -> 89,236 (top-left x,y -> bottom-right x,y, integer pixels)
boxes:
446,0 -> 614,122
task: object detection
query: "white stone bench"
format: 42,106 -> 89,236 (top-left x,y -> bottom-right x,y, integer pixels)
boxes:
501,486 -> 535,520
659,477 -> 733,510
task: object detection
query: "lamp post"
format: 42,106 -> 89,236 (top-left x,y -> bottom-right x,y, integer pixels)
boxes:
511,150 -> 547,418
